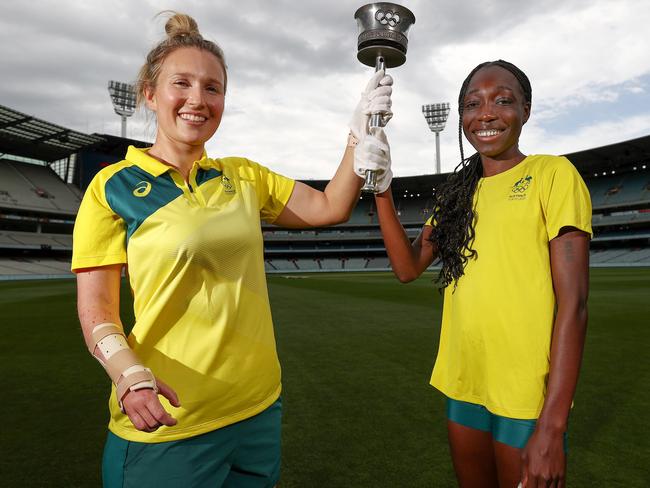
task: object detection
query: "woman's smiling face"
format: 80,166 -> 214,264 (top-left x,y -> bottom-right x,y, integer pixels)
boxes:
462,65 -> 530,162
145,47 -> 226,150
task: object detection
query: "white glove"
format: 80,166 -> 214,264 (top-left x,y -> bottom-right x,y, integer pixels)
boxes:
354,127 -> 392,193
349,69 -> 394,141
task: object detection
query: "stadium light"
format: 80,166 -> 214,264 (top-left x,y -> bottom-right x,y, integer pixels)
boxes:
422,103 -> 451,174
108,80 -> 136,138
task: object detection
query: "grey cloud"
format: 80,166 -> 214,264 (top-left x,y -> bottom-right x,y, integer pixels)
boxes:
1,0 -> 648,178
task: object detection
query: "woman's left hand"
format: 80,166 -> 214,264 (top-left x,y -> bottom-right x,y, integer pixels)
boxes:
520,425 -> 566,488
349,69 -> 393,141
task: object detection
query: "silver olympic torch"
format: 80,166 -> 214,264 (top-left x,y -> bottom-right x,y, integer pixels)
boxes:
354,2 -> 415,193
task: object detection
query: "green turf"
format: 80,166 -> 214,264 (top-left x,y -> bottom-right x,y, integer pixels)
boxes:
0,268 -> 648,487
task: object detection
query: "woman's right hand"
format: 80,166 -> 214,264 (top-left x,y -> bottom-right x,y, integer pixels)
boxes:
354,129 -> 392,193
121,377 -> 181,432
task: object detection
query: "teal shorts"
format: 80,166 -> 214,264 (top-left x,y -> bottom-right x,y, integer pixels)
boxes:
446,397 -> 568,451
103,398 -> 282,488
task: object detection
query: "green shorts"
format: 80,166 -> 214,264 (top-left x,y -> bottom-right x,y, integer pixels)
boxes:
446,397 -> 568,450
103,398 -> 282,488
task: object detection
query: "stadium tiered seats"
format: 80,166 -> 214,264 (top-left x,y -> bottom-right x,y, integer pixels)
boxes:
587,170 -> 650,209
0,258 -> 72,277
0,160 -> 81,215
344,257 -> 368,270
2,156 -> 649,278
591,212 -> 650,227
15,162 -> 81,211
268,259 -> 299,271
588,248 -> 650,265
0,231 -> 72,250
348,199 -> 376,224
294,258 -> 320,271
319,258 -> 343,270
367,257 -> 390,269
629,248 -> 650,266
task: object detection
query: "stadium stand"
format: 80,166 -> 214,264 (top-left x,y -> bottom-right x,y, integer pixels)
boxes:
320,258 -> 344,270
588,171 -> 650,209
0,160 -> 81,215
0,257 -> 73,278
1,102 -> 649,278
0,231 -> 72,250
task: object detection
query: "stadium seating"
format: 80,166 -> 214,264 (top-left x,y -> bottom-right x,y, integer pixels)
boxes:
2,159 -> 649,278
587,170 -> 650,209
268,259 -> 299,271
366,256 -> 390,269
0,258 -> 72,277
592,211 -> 650,227
344,257 -> 369,270
319,258 -> 343,270
292,258 -> 319,271
590,248 -> 650,265
0,160 -> 81,215
348,199 -> 376,225
0,231 -> 72,250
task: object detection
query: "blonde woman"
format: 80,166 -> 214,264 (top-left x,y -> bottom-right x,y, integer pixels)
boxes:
73,12 -> 392,487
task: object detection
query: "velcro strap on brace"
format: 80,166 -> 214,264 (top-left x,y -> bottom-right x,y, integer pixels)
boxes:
115,367 -> 157,403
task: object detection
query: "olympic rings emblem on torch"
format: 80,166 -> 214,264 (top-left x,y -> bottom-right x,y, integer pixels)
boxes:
375,10 -> 400,27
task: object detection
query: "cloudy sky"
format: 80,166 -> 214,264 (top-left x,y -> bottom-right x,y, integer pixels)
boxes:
1,0 -> 649,179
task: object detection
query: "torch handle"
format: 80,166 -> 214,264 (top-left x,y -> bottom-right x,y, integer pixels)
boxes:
361,55 -> 386,193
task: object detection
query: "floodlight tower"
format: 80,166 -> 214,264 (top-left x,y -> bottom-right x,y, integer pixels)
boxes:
422,103 -> 451,174
108,81 -> 136,138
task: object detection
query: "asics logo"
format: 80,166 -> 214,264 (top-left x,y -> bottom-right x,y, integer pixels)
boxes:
133,181 -> 152,197
375,10 -> 400,27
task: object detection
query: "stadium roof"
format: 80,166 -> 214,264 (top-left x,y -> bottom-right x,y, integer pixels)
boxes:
0,104 -> 105,162
564,134 -> 650,175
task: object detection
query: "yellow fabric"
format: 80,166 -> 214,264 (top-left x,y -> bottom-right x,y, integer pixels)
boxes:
430,155 -> 592,419
72,146 -> 295,442
72,164 -> 128,269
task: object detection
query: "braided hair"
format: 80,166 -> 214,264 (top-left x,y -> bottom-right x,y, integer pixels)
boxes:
429,60 -> 532,289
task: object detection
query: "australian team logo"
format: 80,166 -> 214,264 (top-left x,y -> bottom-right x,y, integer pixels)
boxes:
132,181 -> 152,197
221,174 -> 235,194
509,175 -> 532,200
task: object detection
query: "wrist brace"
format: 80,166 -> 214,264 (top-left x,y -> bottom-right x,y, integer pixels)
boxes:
90,323 -> 157,407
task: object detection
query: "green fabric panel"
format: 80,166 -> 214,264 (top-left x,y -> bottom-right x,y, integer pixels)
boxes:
105,167 -> 182,242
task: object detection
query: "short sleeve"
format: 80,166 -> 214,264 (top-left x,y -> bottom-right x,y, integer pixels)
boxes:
71,174 -> 127,271
541,157 -> 593,241
247,159 -> 295,223
425,215 -> 434,226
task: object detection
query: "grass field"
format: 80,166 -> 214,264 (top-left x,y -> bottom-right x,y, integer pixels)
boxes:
1,268 -> 649,487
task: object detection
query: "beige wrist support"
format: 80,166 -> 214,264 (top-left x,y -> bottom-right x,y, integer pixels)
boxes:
90,323 -> 157,405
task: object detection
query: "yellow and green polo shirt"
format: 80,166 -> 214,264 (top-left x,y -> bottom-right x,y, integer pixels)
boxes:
428,155 -> 592,419
72,146 -> 295,443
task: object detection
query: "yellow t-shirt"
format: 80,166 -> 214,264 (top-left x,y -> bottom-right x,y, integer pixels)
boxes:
429,155 -> 592,419
72,146 -> 295,442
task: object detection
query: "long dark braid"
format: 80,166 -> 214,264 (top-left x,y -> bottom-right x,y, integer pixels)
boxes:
429,60 -> 532,289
